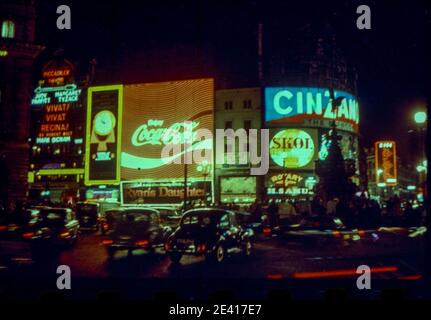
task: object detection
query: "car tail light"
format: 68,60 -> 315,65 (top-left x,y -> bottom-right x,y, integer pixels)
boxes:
358,230 -> 366,237
332,231 -> 342,238
0,225 -> 6,231
136,240 -> 149,247
197,243 -> 207,253
102,239 -> 113,245
263,227 -> 272,236
23,232 -> 35,239
165,242 -> 172,250
60,231 -> 70,238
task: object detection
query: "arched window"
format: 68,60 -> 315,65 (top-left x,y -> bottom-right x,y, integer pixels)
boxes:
1,20 -> 15,39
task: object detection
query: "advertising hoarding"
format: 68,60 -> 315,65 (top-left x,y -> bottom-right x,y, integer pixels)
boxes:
85,85 -> 123,185
121,180 -> 211,205
219,176 -> 256,203
375,141 -> 397,186
269,128 -> 318,170
121,79 -> 214,181
266,172 -> 317,196
265,87 -> 359,133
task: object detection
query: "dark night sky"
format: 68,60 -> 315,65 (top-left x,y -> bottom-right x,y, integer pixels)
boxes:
33,0 -> 429,155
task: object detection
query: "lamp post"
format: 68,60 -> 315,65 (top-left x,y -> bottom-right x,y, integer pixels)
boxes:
413,111 -> 427,194
197,160 -> 211,205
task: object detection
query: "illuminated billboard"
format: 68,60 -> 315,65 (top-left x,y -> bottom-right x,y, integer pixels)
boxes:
265,87 -> 359,133
85,85 -> 123,185
30,60 -> 83,145
219,176 -> 256,203
266,172 -> 317,196
121,79 -> 214,181
121,180 -> 210,205
269,128 -> 318,170
375,141 -> 397,186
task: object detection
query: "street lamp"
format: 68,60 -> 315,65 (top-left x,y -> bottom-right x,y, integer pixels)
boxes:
197,160 -> 211,205
414,111 -> 427,125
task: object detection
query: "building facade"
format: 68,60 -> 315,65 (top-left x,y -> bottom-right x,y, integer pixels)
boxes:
0,0 -> 44,207
27,55 -> 86,204
214,87 -> 263,204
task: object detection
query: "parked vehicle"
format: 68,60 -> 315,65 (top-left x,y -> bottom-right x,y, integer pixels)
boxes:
165,208 -> 254,264
76,202 -> 100,231
102,207 -> 172,259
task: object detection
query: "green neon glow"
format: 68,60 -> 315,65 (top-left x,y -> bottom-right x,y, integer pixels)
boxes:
85,85 -> 123,186
35,168 -> 84,175
1,20 -> 15,38
270,129 -> 315,168
121,138 -> 212,170
0,50 -> 7,57
414,111 -> 427,124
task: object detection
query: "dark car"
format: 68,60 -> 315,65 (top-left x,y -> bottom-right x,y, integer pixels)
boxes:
266,215 -> 370,245
24,208 -> 79,247
76,202 -> 100,231
102,208 -> 172,259
233,210 -> 262,235
100,207 -> 125,235
151,206 -> 182,228
165,208 -> 254,264
0,209 -> 41,267
0,209 -> 40,240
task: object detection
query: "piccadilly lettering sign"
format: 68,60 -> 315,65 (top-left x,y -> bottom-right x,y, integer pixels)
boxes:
269,129 -> 317,169
85,85 -> 123,185
265,87 -> 359,133
30,63 -> 83,145
121,180 -> 210,205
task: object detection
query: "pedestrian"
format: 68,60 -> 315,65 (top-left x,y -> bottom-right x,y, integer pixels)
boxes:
248,199 -> 262,223
267,199 -> 279,228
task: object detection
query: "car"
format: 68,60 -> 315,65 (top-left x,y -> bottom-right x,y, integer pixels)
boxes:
76,201 -> 100,231
0,209 -> 41,267
165,208 -> 254,264
150,206 -> 182,228
233,210 -> 262,236
263,215 -> 370,245
100,207 -> 125,235
23,207 -> 79,247
102,207 -> 172,259
0,209 -> 41,240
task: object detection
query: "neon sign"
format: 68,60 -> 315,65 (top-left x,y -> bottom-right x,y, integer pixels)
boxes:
265,87 -> 359,133
270,129 -> 316,169
121,79 -> 214,181
32,84 -> 81,105
375,140 -> 397,186
131,119 -> 200,146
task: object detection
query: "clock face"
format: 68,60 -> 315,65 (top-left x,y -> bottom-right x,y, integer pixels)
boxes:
94,110 -> 116,136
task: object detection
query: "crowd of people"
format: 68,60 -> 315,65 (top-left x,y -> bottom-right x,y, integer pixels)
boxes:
1,194 -> 426,230
230,194 -> 425,229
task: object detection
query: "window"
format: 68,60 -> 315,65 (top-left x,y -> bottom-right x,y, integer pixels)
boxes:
219,214 -> 230,230
224,121 -> 233,130
229,213 -> 238,227
224,101 -> 233,110
1,20 -> 15,39
243,99 -> 252,109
